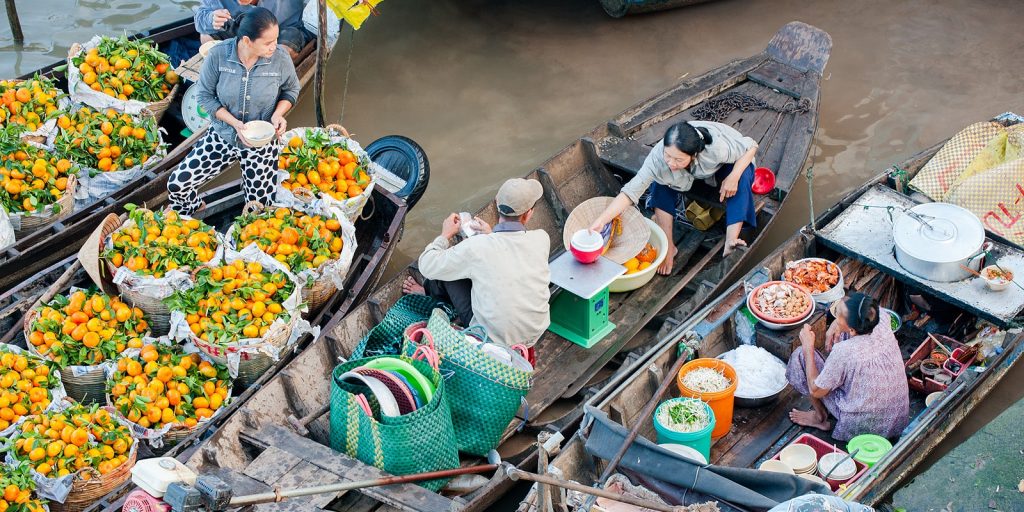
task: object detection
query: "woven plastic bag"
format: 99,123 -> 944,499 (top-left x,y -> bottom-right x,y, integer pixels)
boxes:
329,355 -> 458,491
0,207 -> 13,251
350,294 -> 451,358
405,309 -> 533,456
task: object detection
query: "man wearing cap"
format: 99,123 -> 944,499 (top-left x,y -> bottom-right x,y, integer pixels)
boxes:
404,178 -> 551,360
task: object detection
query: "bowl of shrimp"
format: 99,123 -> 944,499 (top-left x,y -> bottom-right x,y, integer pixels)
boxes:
747,281 -> 814,329
783,258 -> 844,303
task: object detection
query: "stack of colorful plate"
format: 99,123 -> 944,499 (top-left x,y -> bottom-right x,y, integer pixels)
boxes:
336,357 -> 436,420
779,443 -> 818,475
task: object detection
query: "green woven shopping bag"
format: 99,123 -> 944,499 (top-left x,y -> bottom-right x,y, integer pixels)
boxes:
329,355 -> 460,491
404,309 -> 533,456
351,294 -> 452,358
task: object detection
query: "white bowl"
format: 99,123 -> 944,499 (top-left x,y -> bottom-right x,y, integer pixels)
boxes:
799,473 -> 828,486
242,120 -> 275,147
571,229 -> 604,252
925,391 -> 944,407
609,217 -> 669,293
779,443 -> 818,474
758,459 -> 795,474
658,443 -> 708,464
198,40 -> 219,58
817,452 -> 856,481
981,265 -> 1014,292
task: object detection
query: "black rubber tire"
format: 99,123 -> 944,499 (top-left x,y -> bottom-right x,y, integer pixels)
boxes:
365,135 -> 429,210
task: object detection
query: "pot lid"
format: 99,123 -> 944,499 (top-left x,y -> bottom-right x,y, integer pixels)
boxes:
893,203 -> 985,263
847,434 -> 893,465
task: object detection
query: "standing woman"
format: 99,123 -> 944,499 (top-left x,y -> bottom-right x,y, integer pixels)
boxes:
589,121 -> 759,274
167,7 -> 300,215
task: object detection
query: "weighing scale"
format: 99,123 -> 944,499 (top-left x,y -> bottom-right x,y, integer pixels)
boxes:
180,84 -> 211,138
547,252 -> 626,348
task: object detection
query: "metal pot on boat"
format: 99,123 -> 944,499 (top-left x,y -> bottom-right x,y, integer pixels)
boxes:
892,203 -> 987,282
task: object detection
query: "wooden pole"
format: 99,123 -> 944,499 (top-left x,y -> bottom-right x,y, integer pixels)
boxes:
5,0 -> 24,44
313,0 -> 328,127
505,467 -> 682,512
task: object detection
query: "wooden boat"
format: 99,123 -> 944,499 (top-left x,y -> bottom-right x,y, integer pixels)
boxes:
598,0 -> 719,18
68,22 -> 832,512
0,16 -> 321,293
518,112 -> 1024,511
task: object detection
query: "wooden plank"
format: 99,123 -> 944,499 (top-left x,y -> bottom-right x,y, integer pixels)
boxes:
244,445 -> 303,485
239,425 -> 461,512
747,60 -> 805,99
252,461 -> 340,511
766,74 -> 819,197
615,54 -> 767,134
579,137 -> 622,198
536,168 -> 568,228
597,136 -> 648,176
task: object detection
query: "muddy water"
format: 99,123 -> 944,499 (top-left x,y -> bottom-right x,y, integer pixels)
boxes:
4,0 -> 1024,497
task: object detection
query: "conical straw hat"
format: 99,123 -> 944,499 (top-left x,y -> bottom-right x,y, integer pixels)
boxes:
563,197 -> 650,264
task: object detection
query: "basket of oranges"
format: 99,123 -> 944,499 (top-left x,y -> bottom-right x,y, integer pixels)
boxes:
0,130 -> 79,239
53,106 -> 165,207
6,402 -> 136,511
0,461 -> 49,512
100,206 -> 221,335
67,35 -> 180,121
105,340 -> 231,452
276,126 -> 376,222
0,75 -> 70,146
165,254 -> 306,387
23,289 -> 148,405
228,203 -> 356,314
0,344 -> 67,436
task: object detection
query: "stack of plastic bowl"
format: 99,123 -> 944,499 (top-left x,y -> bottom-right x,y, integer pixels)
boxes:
336,357 -> 436,420
779,443 -> 818,475
757,459 -> 794,474
817,452 -> 857,487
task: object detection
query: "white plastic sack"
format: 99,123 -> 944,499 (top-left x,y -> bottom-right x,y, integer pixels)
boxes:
226,198 -> 358,292
302,0 -> 342,48
0,207 -> 14,250
74,126 -> 168,209
167,247 -> 319,379
275,127 -> 376,222
66,36 -> 173,116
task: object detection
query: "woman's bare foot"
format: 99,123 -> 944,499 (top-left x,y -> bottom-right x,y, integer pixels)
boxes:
789,408 -> 831,431
402,276 -> 425,295
656,245 -> 677,276
723,238 -> 747,256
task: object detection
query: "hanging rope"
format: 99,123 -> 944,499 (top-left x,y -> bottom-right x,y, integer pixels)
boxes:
338,28 -> 356,124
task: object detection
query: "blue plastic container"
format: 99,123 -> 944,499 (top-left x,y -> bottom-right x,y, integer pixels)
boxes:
653,398 -> 716,463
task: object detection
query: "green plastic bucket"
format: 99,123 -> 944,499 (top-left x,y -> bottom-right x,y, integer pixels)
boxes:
847,434 -> 893,467
653,398 -> 716,463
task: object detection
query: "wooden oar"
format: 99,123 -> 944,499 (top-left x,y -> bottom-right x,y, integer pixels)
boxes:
506,466 -> 685,512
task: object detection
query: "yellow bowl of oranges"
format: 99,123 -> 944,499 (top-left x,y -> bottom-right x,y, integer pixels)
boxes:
609,217 -> 668,293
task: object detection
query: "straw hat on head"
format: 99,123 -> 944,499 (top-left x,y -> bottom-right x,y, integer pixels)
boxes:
563,197 -> 650,264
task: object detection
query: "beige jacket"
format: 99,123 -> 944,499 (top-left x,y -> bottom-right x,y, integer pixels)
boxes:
418,227 -> 551,347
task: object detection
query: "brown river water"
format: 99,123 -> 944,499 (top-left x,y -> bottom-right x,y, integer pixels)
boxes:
3,0 -> 1023,501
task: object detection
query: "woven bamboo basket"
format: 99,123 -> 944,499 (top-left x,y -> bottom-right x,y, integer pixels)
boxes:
22,284 -> 108,405
67,43 -> 179,123
190,314 -> 298,389
12,174 -> 77,239
234,200 -> 340,314
48,448 -> 137,512
106,392 -> 230,455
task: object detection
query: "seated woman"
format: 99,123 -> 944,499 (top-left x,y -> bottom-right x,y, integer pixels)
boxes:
786,293 -> 910,441
588,121 -> 759,273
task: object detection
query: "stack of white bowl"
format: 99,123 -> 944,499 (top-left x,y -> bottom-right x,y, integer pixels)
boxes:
779,443 -> 818,475
817,452 -> 857,483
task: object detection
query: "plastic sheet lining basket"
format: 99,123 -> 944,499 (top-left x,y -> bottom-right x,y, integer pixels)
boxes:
350,294 -> 452,358
12,174 -> 77,240
190,313 -> 299,389
67,42 -> 179,122
48,446 -> 137,512
406,310 -> 533,456
329,355 -> 459,491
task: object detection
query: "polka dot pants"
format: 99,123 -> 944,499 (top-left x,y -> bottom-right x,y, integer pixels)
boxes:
167,130 -> 279,215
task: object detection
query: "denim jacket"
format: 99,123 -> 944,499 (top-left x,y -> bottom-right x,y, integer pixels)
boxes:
197,39 -> 301,147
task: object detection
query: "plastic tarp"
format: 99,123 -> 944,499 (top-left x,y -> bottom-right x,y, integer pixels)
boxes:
582,406 -> 831,511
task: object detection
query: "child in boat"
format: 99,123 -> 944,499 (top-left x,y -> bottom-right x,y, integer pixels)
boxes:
588,121 -> 759,270
403,178 -> 551,365
786,292 -> 910,441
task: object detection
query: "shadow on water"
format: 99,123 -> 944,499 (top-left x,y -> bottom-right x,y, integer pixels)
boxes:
3,0 -> 1024,502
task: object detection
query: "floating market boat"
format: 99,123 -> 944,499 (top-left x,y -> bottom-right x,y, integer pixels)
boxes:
70,22 -> 832,512
598,0 -> 719,18
0,16 -> 436,294
517,112 -> 1024,511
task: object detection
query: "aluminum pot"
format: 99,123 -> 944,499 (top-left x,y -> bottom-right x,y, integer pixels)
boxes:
893,202 -> 988,282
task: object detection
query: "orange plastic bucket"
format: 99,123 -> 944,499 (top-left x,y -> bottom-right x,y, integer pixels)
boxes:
676,358 -> 738,439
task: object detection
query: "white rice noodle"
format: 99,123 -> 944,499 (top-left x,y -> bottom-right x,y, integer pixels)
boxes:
720,345 -> 787,397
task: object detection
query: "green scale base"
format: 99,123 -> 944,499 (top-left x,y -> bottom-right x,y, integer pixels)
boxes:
547,287 -> 615,348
